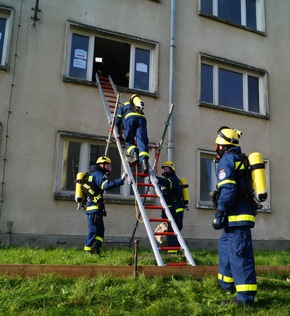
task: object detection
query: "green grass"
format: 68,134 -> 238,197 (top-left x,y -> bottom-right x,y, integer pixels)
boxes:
0,247 -> 289,315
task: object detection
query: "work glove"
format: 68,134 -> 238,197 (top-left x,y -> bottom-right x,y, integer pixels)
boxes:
212,211 -> 225,230
116,133 -> 124,143
121,172 -> 128,181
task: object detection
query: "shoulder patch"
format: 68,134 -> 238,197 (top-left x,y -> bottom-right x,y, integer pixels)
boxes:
218,169 -> 226,180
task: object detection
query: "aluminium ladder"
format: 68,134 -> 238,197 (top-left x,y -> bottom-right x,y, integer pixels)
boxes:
95,73 -> 196,267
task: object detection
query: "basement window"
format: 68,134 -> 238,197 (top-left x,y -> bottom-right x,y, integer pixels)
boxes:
64,21 -> 159,94
0,6 -> 14,69
197,149 -> 271,212
199,0 -> 265,33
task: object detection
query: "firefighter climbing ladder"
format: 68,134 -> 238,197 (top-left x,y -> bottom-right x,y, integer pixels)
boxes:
95,73 -> 196,267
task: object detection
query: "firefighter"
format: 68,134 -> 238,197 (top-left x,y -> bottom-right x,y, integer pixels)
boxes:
156,161 -> 184,252
212,126 -> 257,306
115,94 -> 149,174
83,156 -> 127,255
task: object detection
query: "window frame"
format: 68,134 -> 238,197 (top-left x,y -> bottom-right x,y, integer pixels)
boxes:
63,20 -> 159,95
197,149 -> 271,212
54,130 -> 154,203
198,0 -> 265,34
0,5 -> 14,69
199,52 -> 269,119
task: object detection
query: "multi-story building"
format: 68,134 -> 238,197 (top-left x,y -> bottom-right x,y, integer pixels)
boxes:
0,0 -> 289,250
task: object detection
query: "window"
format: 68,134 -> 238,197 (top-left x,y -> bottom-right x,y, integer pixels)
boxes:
197,150 -> 271,212
55,131 -> 149,201
199,53 -> 268,117
199,0 -> 265,32
0,6 -> 14,68
65,21 -> 158,93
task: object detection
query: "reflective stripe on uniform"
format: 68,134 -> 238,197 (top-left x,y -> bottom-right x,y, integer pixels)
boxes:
95,236 -> 104,243
127,145 -> 137,154
228,214 -> 255,223
125,112 -> 145,119
101,180 -> 108,190
86,206 -> 99,211
176,208 -> 184,213
218,273 -> 234,283
84,246 -> 91,251
235,161 -> 245,170
217,179 -> 236,188
139,151 -> 149,158
236,284 -> 257,292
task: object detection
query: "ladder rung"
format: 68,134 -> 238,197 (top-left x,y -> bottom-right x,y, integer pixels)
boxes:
144,205 -> 163,210
160,246 -> 181,251
149,218 -> 168,222
140,193 -> 158,198
166,262 -> 188,267
154,232 -> 175,236
99,76 -> 109,82
132,172 -> 147,177
137,183 -> 153,187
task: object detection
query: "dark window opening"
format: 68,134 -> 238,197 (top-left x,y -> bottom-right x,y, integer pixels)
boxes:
93,37 -> 130,87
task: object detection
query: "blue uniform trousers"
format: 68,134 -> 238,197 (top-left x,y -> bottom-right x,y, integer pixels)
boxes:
124,117 -> 148,162
218,226 -> 257,302
84,211 -> 104,249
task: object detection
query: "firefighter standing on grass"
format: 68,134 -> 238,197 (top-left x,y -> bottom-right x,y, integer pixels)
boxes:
156,161 -> 184,252
83,156 -> 127,255
115,94 -> 150,174
212,126 -> 257,306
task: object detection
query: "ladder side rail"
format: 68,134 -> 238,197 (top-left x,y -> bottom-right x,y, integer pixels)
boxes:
96,74 -> 165,266
113,127 -> 165,266
109,75 -> 121,98
95,73 -> 113,124
149,169 -> 196,266
104,94 -> 120,156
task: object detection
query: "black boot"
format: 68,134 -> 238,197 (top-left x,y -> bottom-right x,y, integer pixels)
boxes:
141,158 -> 149,174
130,151 -> 139,164
91,242 -> 101,255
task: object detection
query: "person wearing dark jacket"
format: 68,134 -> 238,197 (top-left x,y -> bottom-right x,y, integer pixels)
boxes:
115,94 -> 149,174
156,160 -> 184,252
83,156 -> 127,255
212,126 -> 257,306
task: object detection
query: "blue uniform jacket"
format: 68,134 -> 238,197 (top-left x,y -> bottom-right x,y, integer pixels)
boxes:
115,102 -> 146,135
216,146 -> 255,228
157,173 -> 184,212
85,170 -> 124,214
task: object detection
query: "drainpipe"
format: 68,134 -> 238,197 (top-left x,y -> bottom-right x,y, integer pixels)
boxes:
167,0 -> 176,161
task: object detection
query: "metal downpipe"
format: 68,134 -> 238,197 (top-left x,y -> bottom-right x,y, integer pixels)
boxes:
167,0 -> 176,161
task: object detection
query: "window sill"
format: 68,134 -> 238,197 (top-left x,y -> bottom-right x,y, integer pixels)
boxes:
199,12 -> 266,36
199,102 -> 270,120
54,192 -> 154,205
63,75 -> 158,98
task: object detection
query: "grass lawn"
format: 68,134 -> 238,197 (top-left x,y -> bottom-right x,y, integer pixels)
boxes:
0,247 -> 289,316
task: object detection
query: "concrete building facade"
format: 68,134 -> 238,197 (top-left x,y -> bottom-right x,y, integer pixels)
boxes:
0,0 -> 290,250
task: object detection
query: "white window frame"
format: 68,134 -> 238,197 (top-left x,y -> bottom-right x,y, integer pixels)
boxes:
199,53 -> 269,117
197,149 -> 271,212
199,0 -> 265,33
55,131 -> 153,201
64,21 -> 158,94
0,6 -> 14,68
